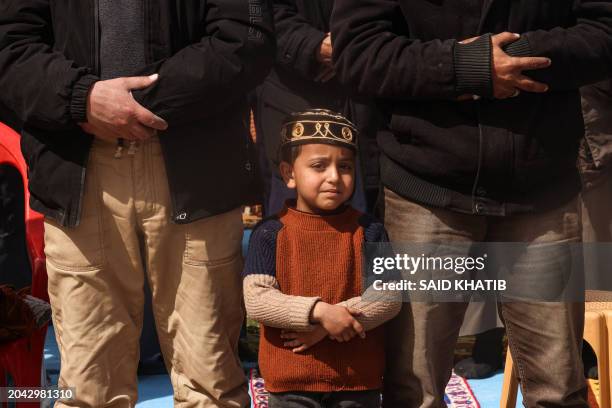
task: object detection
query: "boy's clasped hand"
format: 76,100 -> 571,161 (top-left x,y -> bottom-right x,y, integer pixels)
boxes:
281,301 -> 365,353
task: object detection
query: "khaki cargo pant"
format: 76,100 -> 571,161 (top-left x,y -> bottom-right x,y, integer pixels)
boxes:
44,138 -> 249,407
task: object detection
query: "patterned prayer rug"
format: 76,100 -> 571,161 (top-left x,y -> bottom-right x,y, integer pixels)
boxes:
249,368 -> 480,408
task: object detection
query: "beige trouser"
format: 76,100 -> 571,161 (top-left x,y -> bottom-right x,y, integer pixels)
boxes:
44,138 -> 249,407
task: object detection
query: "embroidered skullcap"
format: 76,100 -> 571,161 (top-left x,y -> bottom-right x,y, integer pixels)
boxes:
280,109 -> 357,151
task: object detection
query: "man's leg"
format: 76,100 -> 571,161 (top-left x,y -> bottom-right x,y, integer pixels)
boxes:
139,139 -> 249,407
382,188 -> 485,408
491,199 -> 587,408
580,172 -> 612,292
581,174 -> 612,242
45,140 -> 146,407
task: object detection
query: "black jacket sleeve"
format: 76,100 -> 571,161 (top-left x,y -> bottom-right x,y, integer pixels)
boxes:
133,0 -> 276,126
516,1 -> 612,91
330,0 -> 458,100
273,0 -> 327,80
0,0 -> 98,130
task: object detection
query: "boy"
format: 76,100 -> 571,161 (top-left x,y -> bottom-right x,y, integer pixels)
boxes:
243,109 -> 401,408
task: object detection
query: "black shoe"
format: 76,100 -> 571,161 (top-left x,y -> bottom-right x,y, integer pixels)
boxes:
137,353 -> 167,376
583,342 -> 598,380
454,357 -> 499,379
586,365 -> 599,380
455,327 -> 505,379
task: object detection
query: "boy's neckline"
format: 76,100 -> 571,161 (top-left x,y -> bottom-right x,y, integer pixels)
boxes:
285,199 -> 349,216
280,200 -> 360,231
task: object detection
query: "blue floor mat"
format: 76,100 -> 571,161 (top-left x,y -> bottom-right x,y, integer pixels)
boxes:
468,371 -> 522,408
46,324 -> 516,408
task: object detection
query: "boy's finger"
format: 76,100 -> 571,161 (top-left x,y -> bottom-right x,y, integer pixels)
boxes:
352,320 -> 365,337
293,345 -> 307,353
347,307 -> 363,316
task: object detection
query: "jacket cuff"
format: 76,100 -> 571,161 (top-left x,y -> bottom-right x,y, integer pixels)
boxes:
70,74 -> 99,124
453,33 -> 493,98
503,36 -> 532,58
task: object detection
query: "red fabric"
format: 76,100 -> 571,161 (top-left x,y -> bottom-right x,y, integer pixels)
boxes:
0,122 -> 48,407
259,206 -> 385,393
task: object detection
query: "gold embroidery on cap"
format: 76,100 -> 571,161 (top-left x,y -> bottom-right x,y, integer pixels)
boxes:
341,127 -> 353,141
292,122 -> 305,138
280,109 -> 357,149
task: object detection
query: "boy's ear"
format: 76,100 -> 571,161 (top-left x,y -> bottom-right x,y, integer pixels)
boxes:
279,161 -> 296,189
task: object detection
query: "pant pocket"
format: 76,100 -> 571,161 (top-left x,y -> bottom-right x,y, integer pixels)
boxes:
183,207 -> 243,266
43,173 -> 104,270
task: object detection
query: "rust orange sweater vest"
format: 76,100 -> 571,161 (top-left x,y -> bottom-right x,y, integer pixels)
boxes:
259,206 -> 385,393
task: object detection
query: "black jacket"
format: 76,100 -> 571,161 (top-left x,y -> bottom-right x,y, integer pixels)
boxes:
259,0 -> 381,207
0,0 -> 275,227
332,0 -> 612,216
259,0 -> 338,163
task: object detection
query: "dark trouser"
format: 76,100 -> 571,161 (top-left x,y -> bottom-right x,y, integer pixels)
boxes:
268,390 -> 380,408
0,164 -> 31,289
382,188 -> 587,408
580,168 -> 612,243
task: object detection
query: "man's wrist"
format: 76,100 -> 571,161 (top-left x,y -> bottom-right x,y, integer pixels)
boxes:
453,33 -> 493,98
70,74 -> 100,124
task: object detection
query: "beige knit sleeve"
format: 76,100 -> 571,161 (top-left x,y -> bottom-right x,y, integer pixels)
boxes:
336,283 -> 402,331
243,274 -> 320,331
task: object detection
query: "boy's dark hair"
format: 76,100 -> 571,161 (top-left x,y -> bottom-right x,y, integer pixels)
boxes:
279,145 -> 302,164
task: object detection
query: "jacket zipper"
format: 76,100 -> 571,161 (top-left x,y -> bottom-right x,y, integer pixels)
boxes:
144,0 -> 152,64
471,102 -> 484,214
93,0 -> 100,75
143,0 -> 182,223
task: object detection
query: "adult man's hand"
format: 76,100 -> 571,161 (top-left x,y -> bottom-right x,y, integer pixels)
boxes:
81,74 -> 168,142
316,33 -> 333,66
315,65 -> 336,83
315,33 -> 336,83
491,32 -> 551,99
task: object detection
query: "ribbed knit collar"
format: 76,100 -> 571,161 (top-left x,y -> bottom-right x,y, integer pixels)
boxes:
280,202 -> 360,231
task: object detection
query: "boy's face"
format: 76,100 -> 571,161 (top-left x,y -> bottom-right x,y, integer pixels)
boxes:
280,144 -> 355,214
